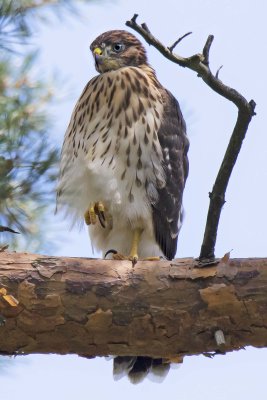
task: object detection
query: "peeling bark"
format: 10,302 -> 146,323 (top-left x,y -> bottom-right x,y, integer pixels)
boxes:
0,252 -> 266,361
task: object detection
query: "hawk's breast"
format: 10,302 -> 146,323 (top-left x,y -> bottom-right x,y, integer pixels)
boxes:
57,66 -> 165,227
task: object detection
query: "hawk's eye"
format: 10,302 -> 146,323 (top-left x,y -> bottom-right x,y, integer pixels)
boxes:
112,43 -> 125,53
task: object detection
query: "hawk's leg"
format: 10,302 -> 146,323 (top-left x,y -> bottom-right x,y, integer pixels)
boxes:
84,202 -> 106,228
129,228 -> 144,265
129,229 -> 161,262
111,228 -> 161,265
112,228 -> 143,266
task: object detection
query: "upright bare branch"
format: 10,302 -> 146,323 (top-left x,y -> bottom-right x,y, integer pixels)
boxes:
126,15 -> 256,261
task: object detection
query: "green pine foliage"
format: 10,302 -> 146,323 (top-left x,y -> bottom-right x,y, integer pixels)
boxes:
0,1 -> 59,251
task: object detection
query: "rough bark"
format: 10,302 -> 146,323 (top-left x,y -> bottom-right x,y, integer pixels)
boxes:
0,252 -> 266,361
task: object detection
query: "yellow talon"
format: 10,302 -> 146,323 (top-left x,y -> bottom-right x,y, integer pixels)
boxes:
97,202 -> 105,213
84,203 -> 97,225
89,204 -> 97,224
84,202 -> 108,227
84,210 -> 91,225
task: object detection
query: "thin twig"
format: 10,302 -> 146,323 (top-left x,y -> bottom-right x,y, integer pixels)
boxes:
168,32 -> 192,53
202,35 -> 214,65
215,65 -> 223,78
141,23 -> 151,34
126,15 -> 256,261
131,13 -> 138,23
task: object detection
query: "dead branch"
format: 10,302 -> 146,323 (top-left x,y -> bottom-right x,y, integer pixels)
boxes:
168,32 -> 192,53
126,15 -> 256,261
0,252 -> 267,361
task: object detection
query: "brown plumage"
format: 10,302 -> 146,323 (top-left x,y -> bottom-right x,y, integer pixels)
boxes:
57,30 -> 189,383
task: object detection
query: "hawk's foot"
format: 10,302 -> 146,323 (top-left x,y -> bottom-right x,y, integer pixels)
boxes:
105,228 -> 153,266
84,202 -> 106,228
106,250 -> 160,266
111,252 -> 127,260
111,252 -> 138,267
142,256 -> 161,261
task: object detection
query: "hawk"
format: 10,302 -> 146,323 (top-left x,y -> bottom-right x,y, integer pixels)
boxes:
57,30 -> 189,382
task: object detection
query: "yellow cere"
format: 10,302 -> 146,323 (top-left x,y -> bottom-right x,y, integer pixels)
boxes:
93,47 -> 102,55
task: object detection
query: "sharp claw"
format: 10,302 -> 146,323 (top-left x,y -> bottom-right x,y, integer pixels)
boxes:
104,249 -> 118,258
98,210 -> 106,228
100,210 -> 106,221
131,256 -> 138,267
85,202 -> 107,227
93,202 -> 106,228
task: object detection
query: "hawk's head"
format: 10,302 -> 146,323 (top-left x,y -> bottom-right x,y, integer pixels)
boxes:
90,30 -> 147,73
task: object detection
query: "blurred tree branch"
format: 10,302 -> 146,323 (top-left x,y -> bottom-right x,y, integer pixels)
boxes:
0,50 -> 59,249
0,0 -> 97,250
126,14 -> 256,262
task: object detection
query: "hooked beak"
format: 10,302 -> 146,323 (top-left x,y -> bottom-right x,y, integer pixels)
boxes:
93,47 -> 104,70
92,46 -> 120,72
93,47 -> 102,56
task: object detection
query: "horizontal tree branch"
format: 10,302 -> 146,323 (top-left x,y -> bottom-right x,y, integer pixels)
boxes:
126,15 -> 256,261
0,252 -> 267,361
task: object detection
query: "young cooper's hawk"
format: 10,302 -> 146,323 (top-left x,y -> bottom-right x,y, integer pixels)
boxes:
57,30 -> 189,383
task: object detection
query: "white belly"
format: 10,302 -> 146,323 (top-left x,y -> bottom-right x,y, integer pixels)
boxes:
57,66 -> 166,257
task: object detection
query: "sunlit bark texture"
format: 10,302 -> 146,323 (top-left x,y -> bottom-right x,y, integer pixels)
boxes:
0,252 -> 267,360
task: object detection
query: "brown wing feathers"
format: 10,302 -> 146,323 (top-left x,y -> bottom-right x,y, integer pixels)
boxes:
152,89 -> 189,260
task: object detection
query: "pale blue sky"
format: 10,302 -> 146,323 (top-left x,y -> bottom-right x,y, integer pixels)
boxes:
2,0 -> 267,399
